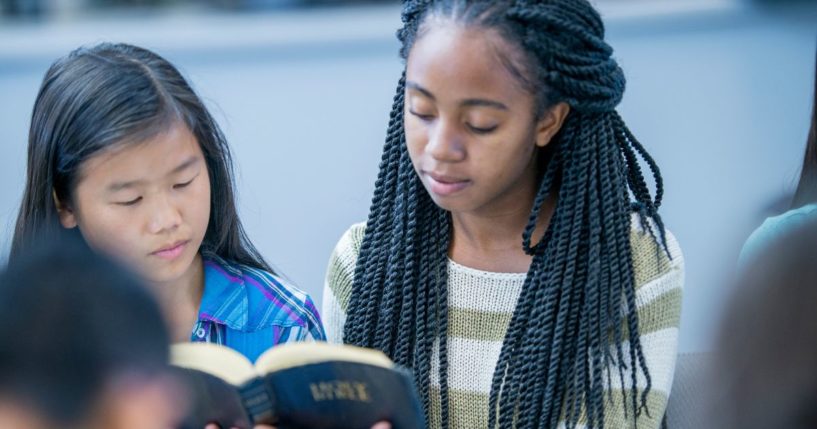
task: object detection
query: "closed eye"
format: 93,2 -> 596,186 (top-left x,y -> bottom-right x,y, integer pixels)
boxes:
467,123 -> 499,134
409,110 -> 435,121
116,197 -> 142,206
173,177 -> 195,190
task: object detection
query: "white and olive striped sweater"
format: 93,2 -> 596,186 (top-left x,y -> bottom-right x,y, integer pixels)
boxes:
322,215 -> 684,429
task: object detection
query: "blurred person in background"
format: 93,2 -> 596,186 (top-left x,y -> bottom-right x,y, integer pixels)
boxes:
739,47 -> 817,266
715,216 -> 817,429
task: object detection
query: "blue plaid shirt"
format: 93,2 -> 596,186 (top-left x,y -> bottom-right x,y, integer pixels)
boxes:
191,255 -> 326,362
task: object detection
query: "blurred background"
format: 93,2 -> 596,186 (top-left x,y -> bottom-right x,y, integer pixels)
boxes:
0,0 -> 815,353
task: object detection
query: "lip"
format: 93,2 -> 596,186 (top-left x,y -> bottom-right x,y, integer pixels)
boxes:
150,240 -> 189,260
424,171 -> 471,196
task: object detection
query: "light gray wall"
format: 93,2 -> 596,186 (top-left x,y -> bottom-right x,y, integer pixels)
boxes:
0,1 -> 815,352
608,5 -> 816,352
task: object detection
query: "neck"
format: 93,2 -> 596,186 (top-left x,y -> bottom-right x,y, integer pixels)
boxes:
450,193 -> 556,273
451,196 -> 555,249
149,253 -> 205,343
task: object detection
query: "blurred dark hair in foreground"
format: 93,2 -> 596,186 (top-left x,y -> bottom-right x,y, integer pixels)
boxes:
0,235 -> 171,428
714,216 -> 817,428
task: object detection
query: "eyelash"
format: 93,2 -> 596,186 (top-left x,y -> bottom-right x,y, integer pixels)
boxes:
115,176 -> 195,206
411,110 -> 498,135
117,197 -> 142,207
409,110 -> 434,121
173,177 -> 195,190
467,124 -> 499,135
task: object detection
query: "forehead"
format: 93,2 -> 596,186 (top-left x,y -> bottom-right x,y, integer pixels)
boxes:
406,19 -> 530,102
77,123 -> 202,187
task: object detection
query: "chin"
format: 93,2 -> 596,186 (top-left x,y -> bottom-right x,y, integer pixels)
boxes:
426,195 -> 471,213
143,258 -> 194,284
143,269 -> 182,284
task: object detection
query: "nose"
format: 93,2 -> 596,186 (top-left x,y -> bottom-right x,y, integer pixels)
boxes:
426,119 -> 466,163
146,193 -> 182,235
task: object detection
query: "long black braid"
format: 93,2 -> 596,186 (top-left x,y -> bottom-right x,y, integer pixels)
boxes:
344,1 -> 667,428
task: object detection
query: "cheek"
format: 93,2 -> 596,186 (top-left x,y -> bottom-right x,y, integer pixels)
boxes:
509,141 -> 537,171
476,134 -> 536,180
76,206 -> 143,260
70,184 -> 146,261
404,119 -> 427,166
187,174 -> 212,234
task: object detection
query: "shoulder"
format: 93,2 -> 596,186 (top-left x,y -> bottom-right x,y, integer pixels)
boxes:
240,264 -> 319,328
202,255 -> 322,333
739,203 -> 817,267
628,212 -> 684,291
334,222 -> 367,261
626,213 -> 684,348
324,222 -> 366,312
628,213 -> 684,334
621,215 -> 684,407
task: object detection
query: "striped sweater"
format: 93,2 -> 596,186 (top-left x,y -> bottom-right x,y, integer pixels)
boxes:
322,215 -> 684,428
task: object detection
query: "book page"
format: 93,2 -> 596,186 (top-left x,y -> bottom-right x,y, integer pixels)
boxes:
171,342 -> 257,385
254,342 -> 393,374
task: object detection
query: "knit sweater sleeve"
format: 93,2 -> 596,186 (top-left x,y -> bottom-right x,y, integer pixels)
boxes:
599,218 -> 684,429
321,222 -> 367,344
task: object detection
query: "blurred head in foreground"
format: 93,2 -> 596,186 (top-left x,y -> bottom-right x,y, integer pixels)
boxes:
0,236 -> 181,429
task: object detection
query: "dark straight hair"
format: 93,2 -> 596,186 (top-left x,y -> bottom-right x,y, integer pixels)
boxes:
791,46 -> 817,208
10,43 -> 271,272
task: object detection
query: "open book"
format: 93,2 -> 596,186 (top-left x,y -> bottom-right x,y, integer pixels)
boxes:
170,342 -> 426,429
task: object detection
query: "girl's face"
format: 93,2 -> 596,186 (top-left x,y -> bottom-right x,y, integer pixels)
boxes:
404,21 -> 567,216
57,123 -> 211,284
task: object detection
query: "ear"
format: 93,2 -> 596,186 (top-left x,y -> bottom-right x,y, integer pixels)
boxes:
52,189 -> 77,229
534,102 -> 571,148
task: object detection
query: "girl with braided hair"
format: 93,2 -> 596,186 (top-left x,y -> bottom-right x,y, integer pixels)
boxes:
323,1 -> 684,428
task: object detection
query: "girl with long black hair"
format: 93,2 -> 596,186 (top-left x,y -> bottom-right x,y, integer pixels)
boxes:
12,43 -> 325,363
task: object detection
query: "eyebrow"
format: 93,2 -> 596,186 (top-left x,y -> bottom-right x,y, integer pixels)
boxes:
406,81 -> 436,100
106,156 -> 200,192
461,98 -> 508,110
406,81 -> 509,111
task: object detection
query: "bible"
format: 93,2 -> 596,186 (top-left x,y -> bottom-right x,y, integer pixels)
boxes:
170,341 -> 426,429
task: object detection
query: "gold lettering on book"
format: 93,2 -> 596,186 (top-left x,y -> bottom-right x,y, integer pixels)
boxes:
244,393 -> 269,408
309,381 -> 371,402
